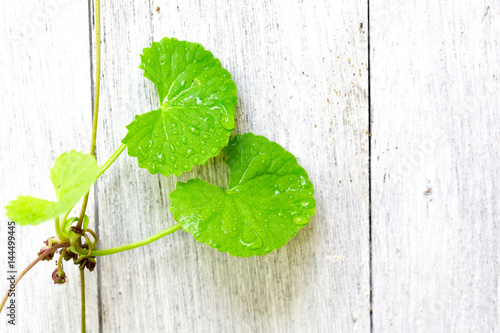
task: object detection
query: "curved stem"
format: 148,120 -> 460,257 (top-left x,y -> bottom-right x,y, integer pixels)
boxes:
74,223 -> 182,257
57,248 -> 67,269
77,0 -> 101,231
60,208 -> 73,238
86,228 -> 99,243
54,217 -> 65,241
96,143 -> 126,179
80,268 -> 86,333
83,233 -> 94,257
70,235 -> 87,257
61,208 -> 72,224
0,243 -> 70,313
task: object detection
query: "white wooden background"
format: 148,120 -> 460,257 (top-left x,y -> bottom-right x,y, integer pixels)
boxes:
0,0 -> 498,332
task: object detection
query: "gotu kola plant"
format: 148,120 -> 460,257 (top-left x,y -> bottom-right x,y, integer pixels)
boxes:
0,2 -> 316,331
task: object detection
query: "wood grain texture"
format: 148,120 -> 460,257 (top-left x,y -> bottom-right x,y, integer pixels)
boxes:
94,0 -> 369,332
0,0 -> 99,332
3,0 -> 500,332
371,0 -> 500,332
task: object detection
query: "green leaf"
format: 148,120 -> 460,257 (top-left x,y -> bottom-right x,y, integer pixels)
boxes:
169,133 -> 316,257
6,151 -> 99,226
122,37 -> 237,177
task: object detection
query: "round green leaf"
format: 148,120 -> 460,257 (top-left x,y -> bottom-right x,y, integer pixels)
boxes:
122,37 -> 237,176
169,133 -> 316,257
6,151 -> 99,226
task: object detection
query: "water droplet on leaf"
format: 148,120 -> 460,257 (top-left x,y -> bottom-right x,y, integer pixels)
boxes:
220,116 -> 235,130
293,216 -> 308,226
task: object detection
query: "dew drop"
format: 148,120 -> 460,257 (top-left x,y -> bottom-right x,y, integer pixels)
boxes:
240,228 -> 256,244
189,125 -> 201,135
301,200 -> 313,208
293,216 -> 308,226
185,148 -> 195,157
249,237 -> 263,250
220,116 -> 235,130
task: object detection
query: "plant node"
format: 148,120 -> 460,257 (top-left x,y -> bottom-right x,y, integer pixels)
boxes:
68,226 -> 98,273
38,236 -> 66,261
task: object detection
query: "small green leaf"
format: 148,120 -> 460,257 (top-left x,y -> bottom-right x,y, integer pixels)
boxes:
6,151 -> 99,226
122,37 -> 237,177
169,133 -> 316,257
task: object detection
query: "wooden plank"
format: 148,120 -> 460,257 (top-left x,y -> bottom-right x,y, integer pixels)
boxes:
371,1 -> 500,331
95,0 -> 370,332
0,0 -> 99,332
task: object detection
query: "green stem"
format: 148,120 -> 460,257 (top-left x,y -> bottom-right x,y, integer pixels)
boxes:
87,228 -> 99,243
57,248 -> 67,269
96,143 -> 126,178
77,196 -> 90,231
60,208 -> 72,233
54,217 -> 65,240
83,233 -> 94,257
89,0 -> 101,159
80,268 -> 86,333
75,223 -> 182,257
77,0 -> 101,231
